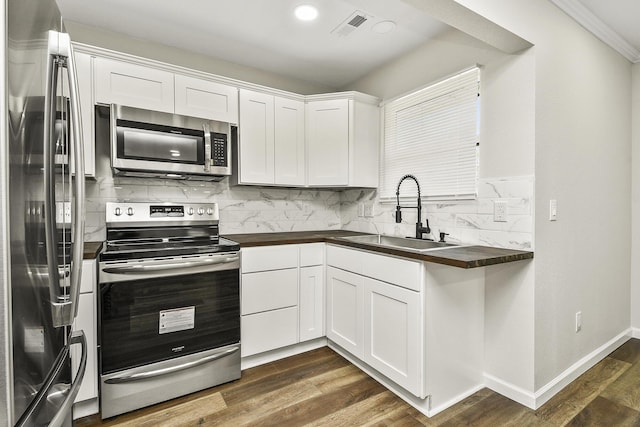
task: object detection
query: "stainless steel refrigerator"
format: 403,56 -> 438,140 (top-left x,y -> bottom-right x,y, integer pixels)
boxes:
1,0 -> 87,425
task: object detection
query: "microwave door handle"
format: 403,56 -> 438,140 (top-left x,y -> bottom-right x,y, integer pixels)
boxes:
203,124 -> 211,172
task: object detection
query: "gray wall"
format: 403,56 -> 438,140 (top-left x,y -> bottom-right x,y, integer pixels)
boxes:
64,21 -> 336,95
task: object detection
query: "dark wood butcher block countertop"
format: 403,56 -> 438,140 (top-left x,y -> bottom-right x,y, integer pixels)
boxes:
83,241 -> 103,260
223,230 -> 533,269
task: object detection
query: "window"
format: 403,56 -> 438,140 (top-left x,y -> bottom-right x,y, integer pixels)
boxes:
380,67 -> 480,201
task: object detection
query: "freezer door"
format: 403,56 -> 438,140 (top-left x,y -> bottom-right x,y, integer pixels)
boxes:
7,0 -> 86,424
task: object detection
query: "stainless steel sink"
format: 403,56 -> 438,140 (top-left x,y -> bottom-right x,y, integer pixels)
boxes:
339,234 -> 458,252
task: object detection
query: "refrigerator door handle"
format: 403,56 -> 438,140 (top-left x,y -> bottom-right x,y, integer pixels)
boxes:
49,331 -> 88,427
44,30 -> 85,327
60,33 -> 86,321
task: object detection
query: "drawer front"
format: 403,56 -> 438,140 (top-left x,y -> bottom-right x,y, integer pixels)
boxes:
241,268 -> 298,315
326,245 -> 363,274
241,307 -> 298,357
366,252 -> 422,292
300,243 -> 324,267
241,245 -> 298,273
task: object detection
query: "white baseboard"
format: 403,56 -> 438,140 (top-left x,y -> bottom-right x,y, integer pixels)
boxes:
632,327 -> 640,339
427,384 -> 485,417
533,328 -> 631,408
241,338 -> 327,370
484,373 -> 536,409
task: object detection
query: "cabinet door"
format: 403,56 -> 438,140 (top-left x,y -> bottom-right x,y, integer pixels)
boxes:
72,260 -> 97,403
274,97 -> 305,186
326,267 -> 364,358
71,51 -> 95,177
174,75 -> 238,123
306,99 -> 349,186
363,277 -> 423,397
238,89 -> 275,184
299,265 -> 324,342
94,57 -> 174,112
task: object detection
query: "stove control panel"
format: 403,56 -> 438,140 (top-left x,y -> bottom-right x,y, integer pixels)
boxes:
106,202 -> 219,225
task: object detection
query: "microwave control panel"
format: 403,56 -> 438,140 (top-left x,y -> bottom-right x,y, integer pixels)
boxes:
211,132 -> 228,167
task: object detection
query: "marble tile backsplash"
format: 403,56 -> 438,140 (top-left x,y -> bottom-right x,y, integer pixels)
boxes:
85,155 -> 533,251
341,176 -> 534,250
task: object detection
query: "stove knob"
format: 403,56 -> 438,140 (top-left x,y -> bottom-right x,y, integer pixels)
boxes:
197,207 -> 204,216
206,207 -> 214,215
127,207 -> 135,216
114,207 -> 122,216
187,207 -> 194,216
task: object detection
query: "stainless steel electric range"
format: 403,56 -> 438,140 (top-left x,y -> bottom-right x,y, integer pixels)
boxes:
98,202 -> 240,419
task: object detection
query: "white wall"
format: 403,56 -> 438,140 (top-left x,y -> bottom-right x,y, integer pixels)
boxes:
343,25 -> 537,394
455,0 -> 632,395
64,21 -> 335,95
632,64 -> 640,332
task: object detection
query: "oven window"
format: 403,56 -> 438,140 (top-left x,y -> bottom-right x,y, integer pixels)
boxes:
99,270 -> 239,374
116,122 -> 204,165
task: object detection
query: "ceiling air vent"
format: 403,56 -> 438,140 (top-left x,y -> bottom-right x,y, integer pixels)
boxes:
331,11 -> 370,37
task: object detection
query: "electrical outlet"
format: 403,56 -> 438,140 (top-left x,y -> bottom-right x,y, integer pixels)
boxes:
363,203 -> 374,218
575,311 -> 582,333
493,200 -> 507,222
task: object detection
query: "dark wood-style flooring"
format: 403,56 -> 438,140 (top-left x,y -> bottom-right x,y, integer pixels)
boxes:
77,339 -> 640,426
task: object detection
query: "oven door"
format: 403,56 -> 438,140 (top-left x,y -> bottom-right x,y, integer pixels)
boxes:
98,252 -> 240,375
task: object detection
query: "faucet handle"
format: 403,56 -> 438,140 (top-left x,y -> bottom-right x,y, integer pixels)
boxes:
439,232 -> 450,243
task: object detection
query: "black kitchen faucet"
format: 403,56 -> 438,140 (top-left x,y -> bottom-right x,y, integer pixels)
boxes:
395,174 -> 431,240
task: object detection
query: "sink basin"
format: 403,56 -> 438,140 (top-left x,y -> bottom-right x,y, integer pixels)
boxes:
339,234 -> 458,252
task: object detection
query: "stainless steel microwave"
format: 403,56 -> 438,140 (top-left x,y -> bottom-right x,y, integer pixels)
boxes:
110,104 -> 233,181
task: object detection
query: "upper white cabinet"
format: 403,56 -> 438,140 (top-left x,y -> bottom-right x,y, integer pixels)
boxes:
94,57 -> 175,113
306,93 -> 379,188
237,89 -> 305,186
238,89 -> 275,184
174,74 -> 238,123
274,97 -> 305,186
70,50 -> 95,177
306,99 -> 349,186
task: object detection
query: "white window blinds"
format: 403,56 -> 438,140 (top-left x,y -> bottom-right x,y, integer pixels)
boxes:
381,67 -> 480,201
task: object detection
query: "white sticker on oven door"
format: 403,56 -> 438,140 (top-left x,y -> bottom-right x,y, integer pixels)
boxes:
159,306 -> 195,334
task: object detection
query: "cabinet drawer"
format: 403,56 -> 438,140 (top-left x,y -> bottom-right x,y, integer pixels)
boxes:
327,245 -> 421,291
300,243 -> 324,267
326,245 -> 363,274
241,268 -> 297,315
241,245 -> 298,273
241,307 -> 298,356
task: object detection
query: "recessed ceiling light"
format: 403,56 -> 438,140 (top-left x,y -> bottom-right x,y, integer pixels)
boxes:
372,20 -> 396,34
294,5 -> 318,21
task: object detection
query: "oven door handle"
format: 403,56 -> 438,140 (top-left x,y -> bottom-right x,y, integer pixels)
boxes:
102,255 -> 239,275
104,345 -> 239,384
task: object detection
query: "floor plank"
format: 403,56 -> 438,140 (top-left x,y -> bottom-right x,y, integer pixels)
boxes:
78,339 -> 640,427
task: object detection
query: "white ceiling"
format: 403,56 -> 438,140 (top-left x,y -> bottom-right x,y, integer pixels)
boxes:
551,0 -> 640,63
55,0 -> 450,88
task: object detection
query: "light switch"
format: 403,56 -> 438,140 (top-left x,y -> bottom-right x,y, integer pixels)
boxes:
550,199 -> 557,221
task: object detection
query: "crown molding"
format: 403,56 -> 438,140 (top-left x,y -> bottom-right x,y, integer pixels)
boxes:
550,0 -> 640,63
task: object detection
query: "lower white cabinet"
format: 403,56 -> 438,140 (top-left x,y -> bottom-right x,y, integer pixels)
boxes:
326,245 -> 426,398
241,243 -> 325,357
72,259 -> 98,405
363,277 -> 421,395
299,265 -> 324,342
326,267 -> 364,358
